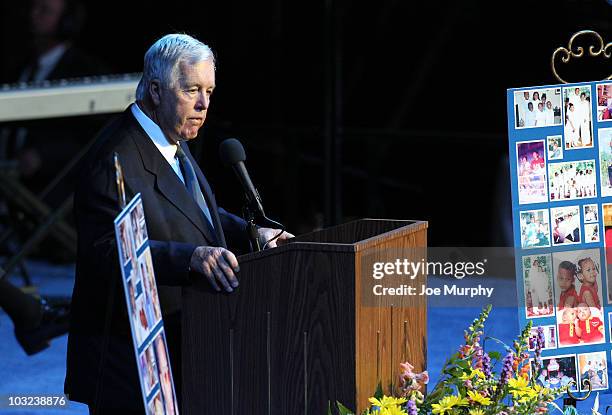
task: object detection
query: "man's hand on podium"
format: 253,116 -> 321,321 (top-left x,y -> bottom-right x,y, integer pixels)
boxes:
190,246 -> 240,292
257,228 -> 295,249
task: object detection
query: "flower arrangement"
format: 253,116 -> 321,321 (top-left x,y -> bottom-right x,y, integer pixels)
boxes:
328,305 -> 602,415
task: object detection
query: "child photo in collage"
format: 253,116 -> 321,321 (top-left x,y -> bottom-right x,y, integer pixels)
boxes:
517,140 -> 548,204
131,202 -> 148,250
548,160 -> 596,201
597,83 -> 612,121
519,209 -> 550,249
553,249 -> 605,347
514,88 -> 562,128
119,219 -> 135,265
523,255 -> 554,318
547,135 -> 563,160
563,86 -> 594,149
139,342 -> 159,397
551,205 -> 580,246
532,355 -> 578,391
139,250 -> 162,327
598,129 -> 612,197
578,351 -> 608,391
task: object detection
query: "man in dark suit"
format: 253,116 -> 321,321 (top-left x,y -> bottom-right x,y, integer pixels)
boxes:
65,33 -> 291,414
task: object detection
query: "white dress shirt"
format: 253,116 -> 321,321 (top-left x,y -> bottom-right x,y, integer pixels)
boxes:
131,103 -> 185,184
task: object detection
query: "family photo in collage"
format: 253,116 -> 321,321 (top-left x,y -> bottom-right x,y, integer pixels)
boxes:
563,86 -> 594,149
523,255 -> 554,318
517,140 -> 548,204
578,351 -> 609,391
514,88 -> 562,128
550,205 -> 580,246
598,128 -> 612,197
597,83 -> 612,121
532,355 -> 578,391
553,250 -> 605,348
548,160 -> 597,201
547,135 -> 563,160
519,209 -> 550,249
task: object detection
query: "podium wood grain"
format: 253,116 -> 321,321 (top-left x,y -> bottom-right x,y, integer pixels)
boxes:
182,219 -> 427,414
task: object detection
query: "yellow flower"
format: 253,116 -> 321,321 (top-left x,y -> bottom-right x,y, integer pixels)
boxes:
369,405 -> 407,415
466,390 -> 491,405
468,409 -> 485,415
369,396 -> 407,409
507,376 -> 529,389
431,395 -> 468,415
459,369 -> 486,381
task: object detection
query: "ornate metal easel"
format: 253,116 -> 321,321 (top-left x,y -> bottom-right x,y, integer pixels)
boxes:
551,30 -> 612,84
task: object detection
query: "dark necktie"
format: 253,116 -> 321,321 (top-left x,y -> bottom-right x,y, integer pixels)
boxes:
175,145 -> 215,230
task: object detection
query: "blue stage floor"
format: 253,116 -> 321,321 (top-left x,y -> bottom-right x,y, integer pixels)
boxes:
0,261 -> 609,414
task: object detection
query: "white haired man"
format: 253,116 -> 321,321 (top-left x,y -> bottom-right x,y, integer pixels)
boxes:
65,34 -> 291,414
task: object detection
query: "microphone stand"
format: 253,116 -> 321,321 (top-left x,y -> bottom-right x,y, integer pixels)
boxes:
243,203 -> 261,252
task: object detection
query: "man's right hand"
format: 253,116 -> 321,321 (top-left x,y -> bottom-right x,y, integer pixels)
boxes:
190,246 -> 240,292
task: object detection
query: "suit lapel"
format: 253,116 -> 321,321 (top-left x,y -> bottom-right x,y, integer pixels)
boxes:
125,108 -> 220,245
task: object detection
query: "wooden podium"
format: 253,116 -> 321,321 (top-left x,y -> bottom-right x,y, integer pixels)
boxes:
182,219 -> 428,414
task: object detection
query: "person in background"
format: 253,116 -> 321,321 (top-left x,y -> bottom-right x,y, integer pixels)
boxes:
0,0 -> 110,205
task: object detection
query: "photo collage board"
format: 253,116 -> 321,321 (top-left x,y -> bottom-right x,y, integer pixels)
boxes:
508,81 -> 612,393
114,194 -> 180,415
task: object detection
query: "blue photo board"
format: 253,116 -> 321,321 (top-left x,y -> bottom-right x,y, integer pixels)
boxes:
114,194 -> 180,414
508,81 -> 612,393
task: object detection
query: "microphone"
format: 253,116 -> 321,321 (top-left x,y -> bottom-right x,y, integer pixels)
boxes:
219,138 -> 285,251
219,138 -> 266,218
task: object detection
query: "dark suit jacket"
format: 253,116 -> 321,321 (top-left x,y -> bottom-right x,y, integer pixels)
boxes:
64,105 -> 248,410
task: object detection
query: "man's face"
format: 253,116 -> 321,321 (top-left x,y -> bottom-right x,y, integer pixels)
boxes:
524,92 -> 530,100
30,0 -> 65,37
153,59 -> 215,144
547,101 -> 552,109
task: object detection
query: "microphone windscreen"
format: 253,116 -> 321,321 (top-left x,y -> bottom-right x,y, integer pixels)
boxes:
219,138 -> 246,165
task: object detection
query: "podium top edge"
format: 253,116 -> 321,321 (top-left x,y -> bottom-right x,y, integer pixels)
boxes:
236,219 -> 428,262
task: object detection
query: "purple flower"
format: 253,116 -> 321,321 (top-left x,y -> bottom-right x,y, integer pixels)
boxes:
406,399 -> 418,415
536,327 -> 545,351
482,352 -> 492,378
495,351 -> 515,397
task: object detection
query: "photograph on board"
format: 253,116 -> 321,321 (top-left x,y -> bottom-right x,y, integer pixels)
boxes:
519,209 -> 551,249
578,352 -> 608,391
517,140 -> 548,204
522,254 -> 554,318
548,160 -> 596,201
597,83 -> 612,121
514,88 -> 562,129
563,86 -> 593,149
551,205 -> 581,246
598,129 -> 612,197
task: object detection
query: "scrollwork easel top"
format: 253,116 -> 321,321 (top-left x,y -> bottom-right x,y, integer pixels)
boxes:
551,30 -> 612,84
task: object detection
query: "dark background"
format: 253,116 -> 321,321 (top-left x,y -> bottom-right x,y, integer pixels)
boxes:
1,0 -> 611,247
